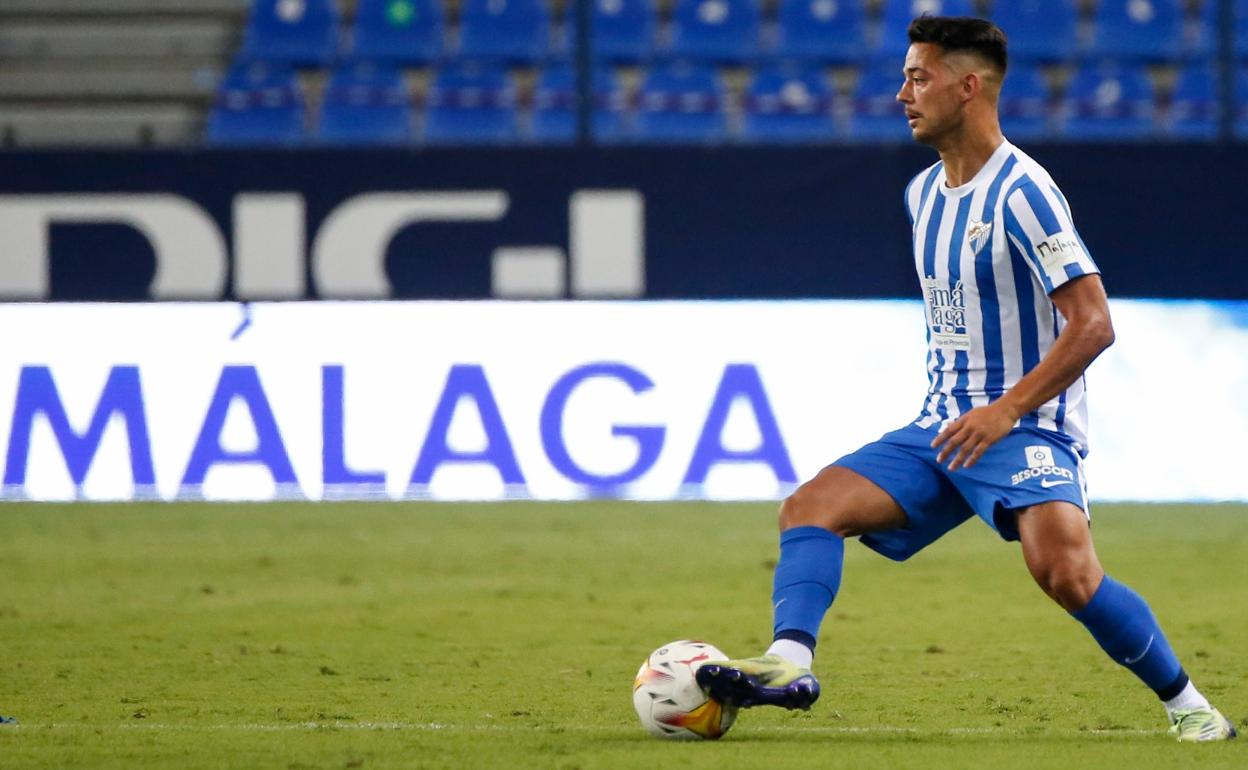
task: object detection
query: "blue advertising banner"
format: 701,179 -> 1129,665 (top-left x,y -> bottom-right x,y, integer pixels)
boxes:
0,145 -> 1245,301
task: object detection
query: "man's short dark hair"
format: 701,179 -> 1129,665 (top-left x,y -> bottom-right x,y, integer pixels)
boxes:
907,16 -> 1008,74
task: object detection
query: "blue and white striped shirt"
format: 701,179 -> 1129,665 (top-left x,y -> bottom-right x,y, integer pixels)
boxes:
905,140 -> 1101,453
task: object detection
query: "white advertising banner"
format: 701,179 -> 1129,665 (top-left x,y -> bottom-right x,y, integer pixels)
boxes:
0,301 -> 1244,502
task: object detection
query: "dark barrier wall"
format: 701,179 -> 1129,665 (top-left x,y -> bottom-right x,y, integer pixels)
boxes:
1,144 -> 1246,300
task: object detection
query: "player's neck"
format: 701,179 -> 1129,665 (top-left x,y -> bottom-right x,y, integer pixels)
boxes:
936,125 -> 1006,188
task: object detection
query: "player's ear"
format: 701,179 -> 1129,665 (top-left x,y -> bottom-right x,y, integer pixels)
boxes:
961,71 -> 979,103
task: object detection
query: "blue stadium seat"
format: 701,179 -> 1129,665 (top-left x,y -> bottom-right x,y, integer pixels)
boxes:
665,0 -> 762,63
316,61 -> 413,145
770,0 -> 869,63
1086,0 -> 1184,61
1166,65 -> 1219,140
846,64 -> 912,141
742,64 -> 838,143
349,0 -> 442,64
458,0 -> 551,63
423,62 -> 519,144
1059,64 -> 1156,140
1191,1 -> 1248,58
999,63 -> 1050,141
990,0 -> 1077,62
240,0 -> 340,66
875,0 -> 976,61
205,59 -> 306,146
562,0 -> 656,63
633,63 -> 726,142
530,65 -> 629,143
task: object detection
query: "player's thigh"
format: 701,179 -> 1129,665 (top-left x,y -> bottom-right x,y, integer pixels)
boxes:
780,464 -> 907,537
1015,500 -> 1104,610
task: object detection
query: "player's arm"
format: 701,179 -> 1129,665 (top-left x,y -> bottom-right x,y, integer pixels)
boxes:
933,273 -> 1114,469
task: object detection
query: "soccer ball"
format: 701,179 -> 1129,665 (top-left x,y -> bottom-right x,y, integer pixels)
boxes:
632,640 -> 738,740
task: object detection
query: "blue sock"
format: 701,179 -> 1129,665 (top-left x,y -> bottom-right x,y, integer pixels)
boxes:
1072,575 -> 1189,700
771,526 -> 844,650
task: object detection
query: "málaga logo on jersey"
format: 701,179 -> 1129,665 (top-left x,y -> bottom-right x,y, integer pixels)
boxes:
967,220 -> 993,254
1035,233 -> 1086,271
1010,444 -> 1075,486
922,278 -> 970,350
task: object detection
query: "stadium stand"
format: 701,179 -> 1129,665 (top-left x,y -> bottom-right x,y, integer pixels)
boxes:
998,62 -> 1050,141
1166,63 -> 1220,139
240,0 -> 341,65
5,0 -> 1248,147
561,0 -> 656,63
1059,62 -> 1157,140
348,0 -> 442,63
316,59 -> 413,144
423,60 -> 520,143
665,0 -> 762,63
990,0 -> 1078,62
634,61 -> 727,142
457,0 -> 551,63
846,62 -> 913,141
205,58 -> 306,145
769,0 -> 870,63
0,0 -> 237,146
1187,0 -> 1248,59
1085,0 -> 1185,61
875,0 -> 976,61
741,63 -> 839,142
530,63 -> 630,142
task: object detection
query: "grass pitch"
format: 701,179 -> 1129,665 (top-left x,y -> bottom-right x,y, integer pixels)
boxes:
0,501 -> 1244,769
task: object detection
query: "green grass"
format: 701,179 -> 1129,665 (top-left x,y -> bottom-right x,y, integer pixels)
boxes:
0,502 -> 1244,769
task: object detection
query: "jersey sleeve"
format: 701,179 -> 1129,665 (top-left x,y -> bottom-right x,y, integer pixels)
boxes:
1003,179 -> 1100,295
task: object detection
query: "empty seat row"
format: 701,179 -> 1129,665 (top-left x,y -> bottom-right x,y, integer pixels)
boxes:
206,59 -> 1248,145
242,0 -> 1248,66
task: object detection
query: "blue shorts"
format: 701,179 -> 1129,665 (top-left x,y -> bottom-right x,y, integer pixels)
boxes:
834,423 -> 1090,562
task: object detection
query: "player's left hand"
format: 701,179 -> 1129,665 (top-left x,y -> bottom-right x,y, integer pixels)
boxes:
931,401 -> 1020,471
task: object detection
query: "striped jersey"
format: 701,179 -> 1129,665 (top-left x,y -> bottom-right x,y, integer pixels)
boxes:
905,139 -> 1100,453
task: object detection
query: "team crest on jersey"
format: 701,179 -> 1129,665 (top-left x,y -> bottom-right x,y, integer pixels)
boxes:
967,220 -> 993,254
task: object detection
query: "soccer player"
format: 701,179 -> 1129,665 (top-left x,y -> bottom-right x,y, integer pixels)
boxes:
696,16 -> 1237,742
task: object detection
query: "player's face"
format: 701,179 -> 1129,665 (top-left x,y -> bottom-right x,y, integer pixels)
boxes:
896,43 -> 965,146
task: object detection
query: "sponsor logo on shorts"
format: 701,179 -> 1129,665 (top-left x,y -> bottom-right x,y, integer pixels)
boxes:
1011,444 -> 1075,486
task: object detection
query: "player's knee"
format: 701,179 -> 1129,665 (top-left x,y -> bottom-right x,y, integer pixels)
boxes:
1032,560 -> 1102,612
778,484 -> 855,537
778,488 -> 815,532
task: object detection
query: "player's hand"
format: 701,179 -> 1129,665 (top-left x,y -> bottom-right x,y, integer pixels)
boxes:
930,401 -> 1020,471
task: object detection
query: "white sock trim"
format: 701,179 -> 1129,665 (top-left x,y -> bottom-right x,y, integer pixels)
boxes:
1164,681 -> 1211,715
766,639 -> 814,669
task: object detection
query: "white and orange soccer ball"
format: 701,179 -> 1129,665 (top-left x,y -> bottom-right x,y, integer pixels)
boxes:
632,640 -> 738,740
